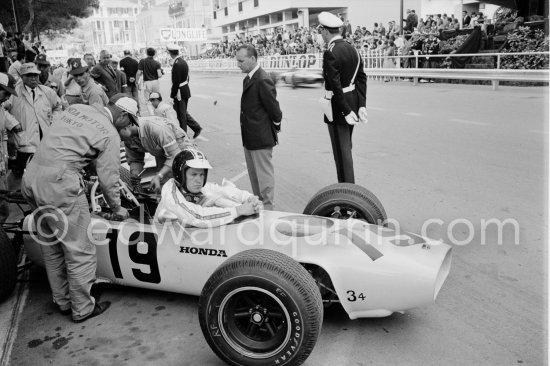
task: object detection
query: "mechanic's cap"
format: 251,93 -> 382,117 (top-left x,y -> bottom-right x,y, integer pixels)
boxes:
317,12 -> 343,30
19,63 -> 41,75
69,58 -> 89,75
149,92 -> 161,100
110,94 -> 138,118
0,72 -> 17,96
166,44 -> 179,51
35,53 -> 50,66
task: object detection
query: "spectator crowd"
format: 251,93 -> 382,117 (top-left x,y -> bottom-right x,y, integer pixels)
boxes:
201,9 -> 489,60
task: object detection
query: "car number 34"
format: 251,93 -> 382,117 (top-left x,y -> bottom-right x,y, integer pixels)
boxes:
347,290 -> 366,302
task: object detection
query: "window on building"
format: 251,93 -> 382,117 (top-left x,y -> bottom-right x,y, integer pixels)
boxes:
254,0 -> 258,7
97,20 -> 101,30
224,7 -> 228,16
238,2 -> 242,11
125,20 -> 129,29
213,11 -> 217,19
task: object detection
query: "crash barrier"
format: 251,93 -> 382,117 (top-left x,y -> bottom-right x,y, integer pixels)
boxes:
188,51 -> 549,90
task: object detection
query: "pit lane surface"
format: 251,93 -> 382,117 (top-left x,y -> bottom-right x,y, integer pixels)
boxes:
5,75 -> 548,365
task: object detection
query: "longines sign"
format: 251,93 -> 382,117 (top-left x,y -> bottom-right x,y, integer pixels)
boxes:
160,28 -> 208,42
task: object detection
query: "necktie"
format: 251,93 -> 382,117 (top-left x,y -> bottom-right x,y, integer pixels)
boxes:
31,89 -> 35,101
243,75 -> 250,88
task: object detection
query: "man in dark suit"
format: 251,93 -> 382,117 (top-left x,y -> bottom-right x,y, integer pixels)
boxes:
119,50 -> 139,100
318,12 -> 368,183
90,50 -> 120,99
462,10 -> 471,28
167,44 -> 202,138
236,44 -> 282,210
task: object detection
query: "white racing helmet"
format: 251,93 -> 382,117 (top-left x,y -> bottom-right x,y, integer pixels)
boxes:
172,148 -> 212,192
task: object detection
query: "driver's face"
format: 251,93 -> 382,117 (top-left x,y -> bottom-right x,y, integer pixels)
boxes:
185,168 -> 205,194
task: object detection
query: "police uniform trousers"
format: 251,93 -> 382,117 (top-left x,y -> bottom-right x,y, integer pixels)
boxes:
327,122 -> 355,183
22,166 -> 96,320
243,147 -> 275,210
173,98 -> 201,135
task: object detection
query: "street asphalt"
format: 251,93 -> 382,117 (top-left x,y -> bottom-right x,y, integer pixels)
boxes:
2,73 -> 548,366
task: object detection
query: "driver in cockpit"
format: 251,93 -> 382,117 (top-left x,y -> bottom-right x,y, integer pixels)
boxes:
154,148 -> 263,228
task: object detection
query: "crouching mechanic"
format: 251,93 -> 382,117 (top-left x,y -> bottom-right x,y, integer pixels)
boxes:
149,92 -> 203,139
154,148 -> 262,228
113,95 -> 194,193
21,97 -> 131,323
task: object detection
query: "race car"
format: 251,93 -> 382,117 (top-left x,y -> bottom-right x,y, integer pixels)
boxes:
0,182 -> 451,366
279,68 -> 324,88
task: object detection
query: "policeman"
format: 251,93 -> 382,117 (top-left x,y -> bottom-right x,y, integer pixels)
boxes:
166,44 -> 202,138
318,12 -> 368,183
21,96 -> 130,323
113,95 -> 193,193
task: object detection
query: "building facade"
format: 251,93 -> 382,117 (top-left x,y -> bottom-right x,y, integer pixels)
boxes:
168,0 -> 221,56
136,1 -> 172,49
210,0 -> 422,41
83,0 -> 140,55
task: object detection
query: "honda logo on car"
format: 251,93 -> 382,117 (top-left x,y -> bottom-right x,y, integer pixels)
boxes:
179,246 -> 228,257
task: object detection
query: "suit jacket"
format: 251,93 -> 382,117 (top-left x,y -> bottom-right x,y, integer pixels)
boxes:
90,63 -> 119,99
119,56 -> 139,85
240,67 -> 282,150
171,56 -> 191,100
322,38 -> 367,125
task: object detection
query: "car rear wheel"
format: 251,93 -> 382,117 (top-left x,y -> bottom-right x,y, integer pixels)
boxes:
199,249 -> 323,366
0,226 -> 17,302
303,183 -> 387,225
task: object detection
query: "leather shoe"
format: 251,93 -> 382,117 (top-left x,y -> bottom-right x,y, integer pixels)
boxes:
193,128 -> 202,139
58,306 -> 71,316
73,301 -> 111,323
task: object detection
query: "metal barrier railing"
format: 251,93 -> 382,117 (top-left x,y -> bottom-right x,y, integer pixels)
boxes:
187,51 -> 549,89
189,51 -> 549,70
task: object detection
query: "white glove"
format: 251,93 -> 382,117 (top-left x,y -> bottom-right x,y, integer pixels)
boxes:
176,90 -> 181,101
358,107 -> 368,123
344,111 -> 359,125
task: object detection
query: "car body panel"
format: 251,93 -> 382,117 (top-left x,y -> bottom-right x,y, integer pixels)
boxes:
23,210 -> 451,319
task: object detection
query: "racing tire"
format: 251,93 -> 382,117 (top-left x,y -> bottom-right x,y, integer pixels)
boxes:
199,249 -> 323,366
0,226 -> 17,302
303,183 -> 387,226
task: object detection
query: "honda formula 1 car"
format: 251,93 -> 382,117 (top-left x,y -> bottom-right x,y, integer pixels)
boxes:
0,182 -> 451,366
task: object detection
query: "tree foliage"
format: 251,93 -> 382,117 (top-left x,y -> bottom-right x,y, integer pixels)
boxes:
0,0 -> 99,38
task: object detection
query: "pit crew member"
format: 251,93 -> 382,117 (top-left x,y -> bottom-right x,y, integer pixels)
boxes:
21,96 -> 131,323
113,95 -> 194,193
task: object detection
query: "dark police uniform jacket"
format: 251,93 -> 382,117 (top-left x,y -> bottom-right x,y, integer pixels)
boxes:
322,37 -> 367,125
170,56 -> 191,100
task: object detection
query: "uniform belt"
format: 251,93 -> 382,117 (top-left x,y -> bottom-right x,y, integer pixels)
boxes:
179,81 -> 188,87
324,85 -> 355,99
31,158 -> 80,171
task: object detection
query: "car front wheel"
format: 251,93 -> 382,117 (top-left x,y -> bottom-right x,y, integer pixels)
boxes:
199,249 -> 323,366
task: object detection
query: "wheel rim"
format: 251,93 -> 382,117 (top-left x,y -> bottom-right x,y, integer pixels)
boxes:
316,202 -> 374,222
218,286 -> 291,359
